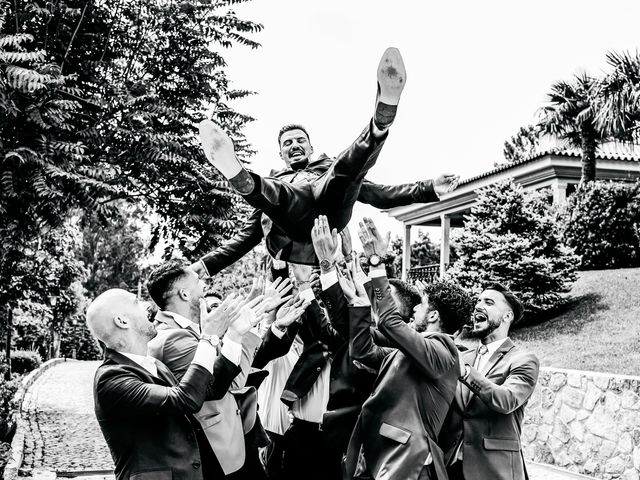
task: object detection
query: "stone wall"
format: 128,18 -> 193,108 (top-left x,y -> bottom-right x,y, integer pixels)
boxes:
522,367 -> 640,480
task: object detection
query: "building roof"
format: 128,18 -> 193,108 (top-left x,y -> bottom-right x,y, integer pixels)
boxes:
458,142 -> 640,188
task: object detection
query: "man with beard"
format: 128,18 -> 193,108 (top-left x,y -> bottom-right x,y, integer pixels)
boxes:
146,260 -> 306,479
341,218 -> 470,480
88,288 -> 232,480
438,283 -> 540,480
191,47 -> 459,276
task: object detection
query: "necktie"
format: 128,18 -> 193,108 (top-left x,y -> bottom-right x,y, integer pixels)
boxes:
462,344 -> 489,406
475,344 -> 489,371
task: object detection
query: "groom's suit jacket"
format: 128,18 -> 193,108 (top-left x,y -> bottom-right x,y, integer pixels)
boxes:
93,348 -> 213,480
199,155 -> 439,274
438,338 -> 539,480
344,274 -> 460,480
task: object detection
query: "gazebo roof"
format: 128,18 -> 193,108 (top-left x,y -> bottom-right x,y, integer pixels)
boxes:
386,143 -> 640,227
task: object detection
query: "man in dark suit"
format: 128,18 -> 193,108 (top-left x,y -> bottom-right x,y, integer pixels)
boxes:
146,260 -> 307,480
439,283 -> 540,480
342,218 -> 470,480
87,288 -> 234,480
191,47 -> 459,274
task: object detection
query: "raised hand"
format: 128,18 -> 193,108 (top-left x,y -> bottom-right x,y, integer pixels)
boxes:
338,268 -> 370,307
274,297 -> 311,330
433,173 -> 460,197
358,217 -> 390,258
199,294 -> 239,337
246,276 -> 265,302
311,215 -> 339,272
263,276 -> 294,313
227,294 -> 266,340
340,227 -> 354,261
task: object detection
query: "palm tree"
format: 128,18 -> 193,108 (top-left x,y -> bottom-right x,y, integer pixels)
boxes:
537,73 -> 604,183
538,51 -> 640,183
597,50 -> 640,144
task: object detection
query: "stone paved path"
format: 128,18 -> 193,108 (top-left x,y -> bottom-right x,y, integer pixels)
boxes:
21,360 -> 112,476
21,361 -> 594,479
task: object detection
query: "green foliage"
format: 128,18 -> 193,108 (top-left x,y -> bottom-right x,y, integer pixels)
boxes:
537,50 -> 640,182
501,125 -> 541,165
60,321 -> 102,360
0,360 -> 18,441
207,246 -> 265,294
78,205 -> 150,298
10,349 -> 41,375
447,180 -> 580,317
562,181 -> 640,269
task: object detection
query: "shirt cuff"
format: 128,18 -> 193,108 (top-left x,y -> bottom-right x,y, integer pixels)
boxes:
221,337 -> 242,366
270,323 -> 287,339
298,288 -> 316,303
355,270 -> 369,286
368,266 -> 387,278
320,269 -> 339,290
199,259 -> 210,278
192,341 -> 218,373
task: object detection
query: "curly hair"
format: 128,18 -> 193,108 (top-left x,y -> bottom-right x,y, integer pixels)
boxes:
147,259 -> 191,310
277,124 -> 310,145
421,280 -> 474,335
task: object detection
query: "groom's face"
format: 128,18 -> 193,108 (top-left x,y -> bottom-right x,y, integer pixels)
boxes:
279,129 -> 313,168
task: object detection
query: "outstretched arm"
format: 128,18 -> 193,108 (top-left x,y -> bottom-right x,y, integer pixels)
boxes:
358,174 -> 460,209
194,209 -> 264,277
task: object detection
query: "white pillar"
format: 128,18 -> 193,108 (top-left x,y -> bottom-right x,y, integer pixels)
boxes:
440,214 -> 450,279
553,180 -> 568,205
401,224 -> 411,281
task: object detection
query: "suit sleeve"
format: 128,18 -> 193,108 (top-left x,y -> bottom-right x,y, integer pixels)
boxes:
372,275 -> 458,380
199,209 -> 264,276
149,330 -> 240,401
348,306 -> 393,371
251,322 -> 300,369
230,331 -> 262,389
96,363 -> 211,417
298,299 -> 344,353
358,179 -> 439,209
461,352 -> 540,414
319,282 -> 349,339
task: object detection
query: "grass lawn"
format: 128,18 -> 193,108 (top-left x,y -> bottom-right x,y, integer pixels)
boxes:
510,267 -> 640,376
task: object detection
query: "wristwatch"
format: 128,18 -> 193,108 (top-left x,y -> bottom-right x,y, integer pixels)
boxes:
367,254 -> 382,267
319,258 -> 335,272
199,333 -> 220,348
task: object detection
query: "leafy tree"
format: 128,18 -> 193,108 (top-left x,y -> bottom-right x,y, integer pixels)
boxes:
538,73 -> 604,183
537,50 -> 640,183
78,205 -> 150,298
500,125 -> 541,166
447,180 -> 580,318
562,181 -> 640,269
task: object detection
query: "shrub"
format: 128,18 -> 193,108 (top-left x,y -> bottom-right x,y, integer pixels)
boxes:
60,320 -> 103,361
562,181 -> 640,269
10,350 -> 42,375
0,360 -> 19,442
447,180 -> 580,319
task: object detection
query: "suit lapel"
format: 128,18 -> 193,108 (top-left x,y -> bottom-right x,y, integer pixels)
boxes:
467,338 -> 516,407
456,348 -> 477,410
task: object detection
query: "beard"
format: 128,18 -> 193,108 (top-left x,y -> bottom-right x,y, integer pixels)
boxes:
469,315 -> 501,339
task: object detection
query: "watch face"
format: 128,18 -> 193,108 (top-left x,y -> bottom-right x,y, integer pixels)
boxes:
369,254 -> 381,266
320,259 -> 332,270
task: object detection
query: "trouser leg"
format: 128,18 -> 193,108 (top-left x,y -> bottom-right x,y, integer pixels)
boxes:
282,419 -> 330,480
313,120 -> 388,231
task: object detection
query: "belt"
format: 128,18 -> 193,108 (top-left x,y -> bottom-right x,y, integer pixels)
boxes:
292,417 -> 322,431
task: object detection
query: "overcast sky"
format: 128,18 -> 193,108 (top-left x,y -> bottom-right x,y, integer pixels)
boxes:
221,0 -> 640,247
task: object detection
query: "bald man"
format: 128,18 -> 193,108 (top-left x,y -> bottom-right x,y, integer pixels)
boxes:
88,288 -> 237,480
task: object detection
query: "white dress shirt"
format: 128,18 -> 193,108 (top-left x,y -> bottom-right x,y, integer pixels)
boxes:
122,352 -> 159,377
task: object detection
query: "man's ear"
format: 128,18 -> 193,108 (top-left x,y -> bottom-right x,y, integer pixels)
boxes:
310,145 -> 314,154
178,288 -> 189,302
503,310 -> 514,324
427,310 -> 440,324
113,315 -> 129,330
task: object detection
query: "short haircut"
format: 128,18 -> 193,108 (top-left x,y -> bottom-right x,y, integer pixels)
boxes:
278,124 -> 310,145
389,278 -> 421,320
483,281 -> 524,324
421,280 -> 474,335
147,259 -> 191,310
